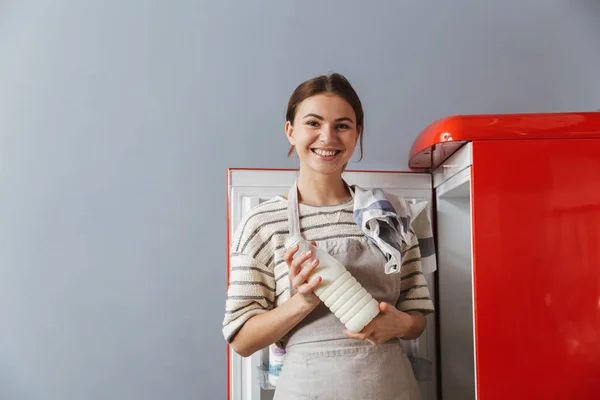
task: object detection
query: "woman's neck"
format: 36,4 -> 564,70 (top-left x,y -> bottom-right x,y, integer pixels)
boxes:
296,170 -> 351,206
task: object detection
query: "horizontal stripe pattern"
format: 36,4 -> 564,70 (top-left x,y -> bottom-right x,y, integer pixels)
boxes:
223,196 -> 434,343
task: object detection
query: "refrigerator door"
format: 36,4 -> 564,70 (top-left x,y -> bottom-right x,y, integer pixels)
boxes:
433,143 -> 475,400
410,111 -> 600,399
470,138 -> 600,399
227,169 -> 436,400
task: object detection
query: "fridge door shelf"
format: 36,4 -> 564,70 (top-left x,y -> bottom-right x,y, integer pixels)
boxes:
256,365 -> 276,391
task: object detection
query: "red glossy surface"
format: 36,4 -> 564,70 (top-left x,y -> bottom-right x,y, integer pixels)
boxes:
409,112 -> 600,170
471,139 -> 600,399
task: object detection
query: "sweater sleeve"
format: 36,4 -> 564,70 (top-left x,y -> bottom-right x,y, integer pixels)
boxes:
222,215 -> 276,343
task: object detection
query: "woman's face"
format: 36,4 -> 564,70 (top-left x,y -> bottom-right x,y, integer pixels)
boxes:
286,94 -> 361,177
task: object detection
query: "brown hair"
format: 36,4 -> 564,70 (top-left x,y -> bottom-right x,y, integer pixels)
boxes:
286,73 -> 364,161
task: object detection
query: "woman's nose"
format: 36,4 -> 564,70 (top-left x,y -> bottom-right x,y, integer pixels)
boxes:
319,125 -> 336,142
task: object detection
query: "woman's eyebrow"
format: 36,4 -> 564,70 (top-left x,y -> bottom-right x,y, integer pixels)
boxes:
303,113 -> 354,123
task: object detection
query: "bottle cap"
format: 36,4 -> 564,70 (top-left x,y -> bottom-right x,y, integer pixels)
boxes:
284,234 -> 304,249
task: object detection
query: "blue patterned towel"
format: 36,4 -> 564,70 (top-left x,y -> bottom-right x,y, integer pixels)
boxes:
352,185 -> 436,275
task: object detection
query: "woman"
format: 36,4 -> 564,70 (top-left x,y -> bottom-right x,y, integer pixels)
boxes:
222,73 -> 434,399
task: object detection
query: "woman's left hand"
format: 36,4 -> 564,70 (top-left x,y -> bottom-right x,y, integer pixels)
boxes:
343,302 -> 416,344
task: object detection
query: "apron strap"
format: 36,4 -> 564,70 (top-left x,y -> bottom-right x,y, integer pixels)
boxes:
287,180 -> 302,238
287,179 -> 354,239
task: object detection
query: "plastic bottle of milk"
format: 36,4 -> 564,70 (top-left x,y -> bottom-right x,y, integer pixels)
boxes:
285,235 -> 380,332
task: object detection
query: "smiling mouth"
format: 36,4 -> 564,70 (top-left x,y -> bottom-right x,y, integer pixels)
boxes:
311,148 -> 342,157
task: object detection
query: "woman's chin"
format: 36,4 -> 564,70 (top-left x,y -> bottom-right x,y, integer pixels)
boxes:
306,162 -> 346,176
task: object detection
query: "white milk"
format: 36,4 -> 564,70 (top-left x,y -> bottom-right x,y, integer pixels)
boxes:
285,235 -> 380,332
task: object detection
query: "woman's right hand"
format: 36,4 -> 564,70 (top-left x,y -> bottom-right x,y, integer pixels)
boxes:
284,242 -> 322,311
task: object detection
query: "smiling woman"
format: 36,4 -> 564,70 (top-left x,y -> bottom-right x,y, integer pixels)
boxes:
285,93 -> 359,177
285,74 -> 364,171
222,73 -> 433,400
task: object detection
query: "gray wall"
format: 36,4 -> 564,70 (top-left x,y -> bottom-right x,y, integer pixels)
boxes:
1,1 -> 599,399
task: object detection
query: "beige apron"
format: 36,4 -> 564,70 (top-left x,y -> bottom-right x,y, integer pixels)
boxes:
273,182 -> 421,400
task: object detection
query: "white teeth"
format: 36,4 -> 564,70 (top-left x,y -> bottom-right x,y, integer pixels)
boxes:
313,149 -> 338,157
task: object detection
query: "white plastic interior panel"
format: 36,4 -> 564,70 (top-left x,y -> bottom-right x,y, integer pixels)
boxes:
228,169 -> 436,400
433,142 -> 472,188
435,166 -> 476,400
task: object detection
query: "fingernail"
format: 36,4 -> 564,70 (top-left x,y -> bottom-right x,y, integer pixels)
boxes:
312,259 -> 318,265
306,250 -> 312,256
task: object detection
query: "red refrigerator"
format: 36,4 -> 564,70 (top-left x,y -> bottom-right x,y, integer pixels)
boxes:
410,111 -> 600,399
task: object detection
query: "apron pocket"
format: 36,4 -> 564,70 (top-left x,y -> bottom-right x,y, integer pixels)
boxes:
305,342 -> 420,400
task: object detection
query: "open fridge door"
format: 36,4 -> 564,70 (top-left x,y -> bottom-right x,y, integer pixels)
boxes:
432,143 -> 476,400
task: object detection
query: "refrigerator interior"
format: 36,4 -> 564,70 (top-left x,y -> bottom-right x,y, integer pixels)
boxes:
227,169 -> 436,400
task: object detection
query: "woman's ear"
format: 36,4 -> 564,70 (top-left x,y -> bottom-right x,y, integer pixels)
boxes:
285,121 -> 295,145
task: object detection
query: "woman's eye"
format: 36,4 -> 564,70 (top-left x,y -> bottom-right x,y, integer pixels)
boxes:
337,124 -> 350,130
307,121 -> 319,127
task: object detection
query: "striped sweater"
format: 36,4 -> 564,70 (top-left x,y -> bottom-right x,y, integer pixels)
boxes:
222,195 -> 434,343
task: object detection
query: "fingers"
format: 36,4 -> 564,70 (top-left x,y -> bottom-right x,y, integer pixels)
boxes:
379,302 -> 390,313
344,330 -> 380,345
285,245 -> 321,291
343,327 -> 373,342
283,241 -> 316,264
292,258 -> 319,289
290,250 -> 314,276
343,330 -> 366,341
298,275 -> 322,294
285,241 -> 323,297
283,242 -> 317,273
283,244 -> 299,267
